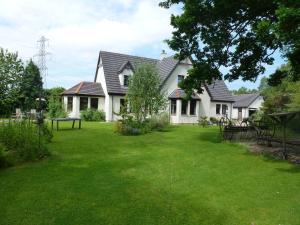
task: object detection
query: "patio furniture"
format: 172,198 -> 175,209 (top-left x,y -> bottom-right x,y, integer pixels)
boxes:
51,118 -> 81,131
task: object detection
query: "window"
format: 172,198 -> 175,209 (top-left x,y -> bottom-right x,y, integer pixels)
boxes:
124,75 -> 129,87
67,97 -> 73,111
216,104 -> 221,115
222,104 -> 228,115
178,75 -> 184,85
190,100 -> 197,115
80,97 -> 88,111
181,100 -> 188,115
120,99 -> 125,112
91,98 -> 98,109
171,99 -> 176,115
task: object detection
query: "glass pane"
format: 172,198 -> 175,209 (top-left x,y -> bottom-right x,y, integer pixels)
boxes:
67,97 -> 73,111
91,98 -> 98,109
80,97 -> 88,111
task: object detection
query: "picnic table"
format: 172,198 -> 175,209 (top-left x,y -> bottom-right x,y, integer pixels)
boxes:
51,118 -> 81,131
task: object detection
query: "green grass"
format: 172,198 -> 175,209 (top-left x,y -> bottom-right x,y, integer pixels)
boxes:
0,122 -> 299,225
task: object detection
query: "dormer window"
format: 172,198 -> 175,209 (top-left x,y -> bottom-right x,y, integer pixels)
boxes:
178,75 -> 184,85
124,75 -> 129,87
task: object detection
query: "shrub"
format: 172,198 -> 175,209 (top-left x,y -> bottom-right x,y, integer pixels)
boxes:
198,116 -> 209,127
48,97 -> 67,118
149,113 -> 170,131
0,120 -> 51,165
115,113 -> 170,135
80,109 -> 105,121
209,117 -> 218,124
115,117 -> 145,135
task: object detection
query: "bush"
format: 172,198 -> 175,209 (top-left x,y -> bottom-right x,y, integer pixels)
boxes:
209,117 -> 219,124
198,116 -> 209,127
149,113 -> 170,131
48,97 -> 67,118
80,109 -> 105,121
0,120 -> 51,165
115,116 -> 147,135
115,113 -> 170,135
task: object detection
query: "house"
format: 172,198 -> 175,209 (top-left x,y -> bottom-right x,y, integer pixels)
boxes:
232,93 -> 264,120
62,50 -> 235,123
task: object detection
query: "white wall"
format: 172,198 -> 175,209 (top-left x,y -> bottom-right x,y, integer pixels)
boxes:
118,68 -> 133,85
198,88 -> 211,117
64,96 -> 105,118
232,107 -> 248,120
209,102 -> 233,119
161,61 -> 192,96
232,96 -> 264,120
170,99 -> 200,124
249,96 -> 264,109
95,58 -> 111,121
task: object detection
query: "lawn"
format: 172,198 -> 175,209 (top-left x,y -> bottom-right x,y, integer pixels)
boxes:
0,122 -> 299,225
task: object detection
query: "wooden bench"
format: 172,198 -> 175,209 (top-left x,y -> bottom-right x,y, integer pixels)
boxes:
51,118 -> 81,131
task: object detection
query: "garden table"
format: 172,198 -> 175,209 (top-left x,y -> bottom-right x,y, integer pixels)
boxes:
51,118 -> 81,131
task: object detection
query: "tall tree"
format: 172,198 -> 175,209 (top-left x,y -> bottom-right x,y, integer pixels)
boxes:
19,60 -> 43,110
232,87 -> 257,95
0,48 -> 24,116
127,64 -> 167,122
160,0 -> 300,94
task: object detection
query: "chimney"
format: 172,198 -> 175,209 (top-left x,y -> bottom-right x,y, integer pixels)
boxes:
160,50 -> 167,60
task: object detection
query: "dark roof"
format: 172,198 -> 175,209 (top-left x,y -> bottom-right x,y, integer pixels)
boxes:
205,80 -> 235,102
156,56 -> 180,84
63,81 -> 105,96
168,89 -> 200,100
96,51 -> 159,94
233,93 -> 260,108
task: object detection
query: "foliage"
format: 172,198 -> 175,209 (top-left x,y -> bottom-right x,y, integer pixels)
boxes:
0,48 -> 24,116
19,60 -> 43,111
231,87 -> 258,95
115,118 -> 148,136
198,116 -> 209,127
209,117 -> 219,124
44,87 -> 65,108
262,76 -> 300,113
149,113 -> 170,131
47,96 -> 67,118
249,110 -> 265,122
80,109 -> 105,121
127,64 -> 167,123
160,0 -> 300,95
258,76 -> 270,92
0,120 -> 51,165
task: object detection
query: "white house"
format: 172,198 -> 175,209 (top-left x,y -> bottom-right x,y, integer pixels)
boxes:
62,50 -> 235,123
232,93 -> 264,120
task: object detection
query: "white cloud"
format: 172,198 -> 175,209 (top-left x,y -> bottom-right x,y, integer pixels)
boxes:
0,0 -> 176,88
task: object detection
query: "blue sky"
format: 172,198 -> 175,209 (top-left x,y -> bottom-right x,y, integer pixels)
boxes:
0,0 -> 285,90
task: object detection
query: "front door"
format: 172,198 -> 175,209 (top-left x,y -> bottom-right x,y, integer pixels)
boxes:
238,108 -> 242,120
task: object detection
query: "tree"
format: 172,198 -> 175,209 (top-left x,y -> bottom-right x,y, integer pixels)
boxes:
160,0 -> 300,94
126,64 -> 167,123
19,60 -> 43,111
262,76 -> 300,113
0,48 -> 24,116
258,76 -> 269,92
44,87 -> 66,118
232,87 -> 257,95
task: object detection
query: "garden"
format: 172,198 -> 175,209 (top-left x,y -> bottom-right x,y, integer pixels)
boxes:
0,122 -> 299,225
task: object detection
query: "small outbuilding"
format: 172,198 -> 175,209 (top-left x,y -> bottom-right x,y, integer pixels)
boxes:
232,93 -> 264,120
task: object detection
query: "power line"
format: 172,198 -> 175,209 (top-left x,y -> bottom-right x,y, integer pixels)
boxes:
34,36 -> 51,88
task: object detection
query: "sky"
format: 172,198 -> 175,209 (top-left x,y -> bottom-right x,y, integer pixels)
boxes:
0,0 -> 286,90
